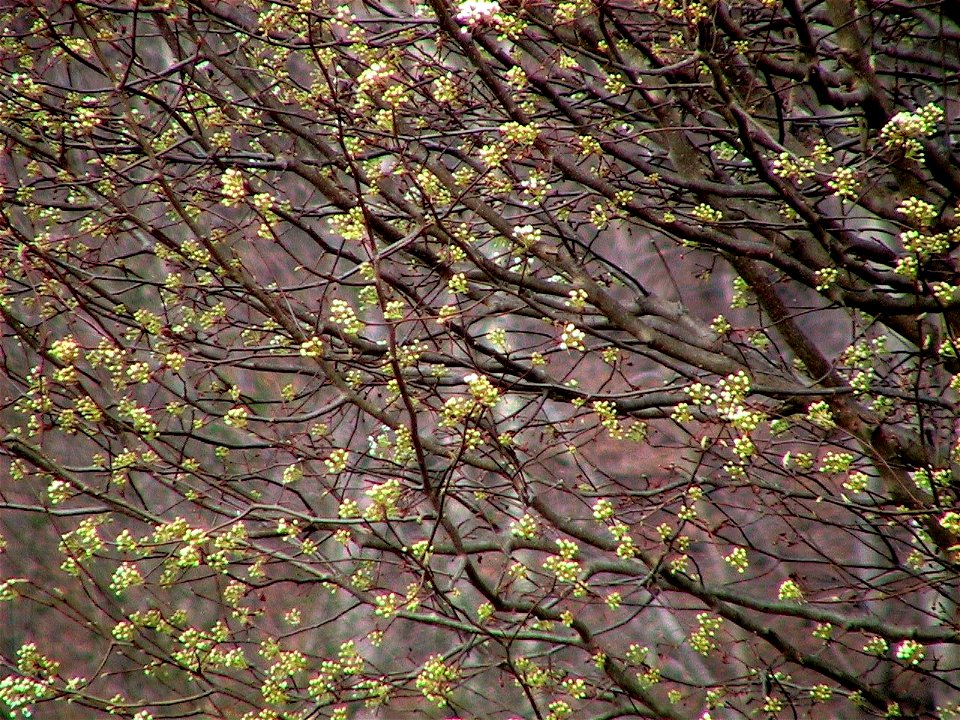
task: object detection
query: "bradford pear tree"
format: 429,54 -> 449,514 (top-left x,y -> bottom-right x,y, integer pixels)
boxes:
1,0 -> 959,719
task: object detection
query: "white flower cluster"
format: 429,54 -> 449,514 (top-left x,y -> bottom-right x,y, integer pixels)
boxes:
455,0 -> 499,26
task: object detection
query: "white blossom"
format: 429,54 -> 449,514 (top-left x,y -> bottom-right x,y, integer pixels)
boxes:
455,0 -> 500,26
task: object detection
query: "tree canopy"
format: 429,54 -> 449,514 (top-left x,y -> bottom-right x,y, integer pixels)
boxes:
1,1 -> 959,719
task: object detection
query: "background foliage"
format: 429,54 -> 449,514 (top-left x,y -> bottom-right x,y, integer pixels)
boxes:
1,1 -> 959,719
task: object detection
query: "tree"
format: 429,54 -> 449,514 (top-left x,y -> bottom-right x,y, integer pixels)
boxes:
0,0 -> 959,718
